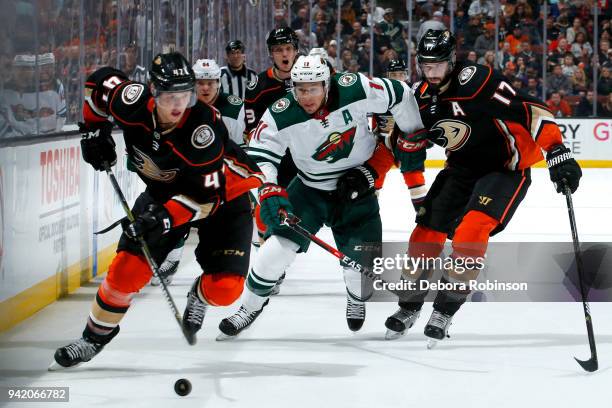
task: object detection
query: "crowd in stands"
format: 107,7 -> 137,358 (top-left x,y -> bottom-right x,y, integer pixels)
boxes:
2,0 -> 611,138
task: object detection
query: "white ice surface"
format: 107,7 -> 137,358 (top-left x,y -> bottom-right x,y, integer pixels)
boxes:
1,168 -> 611,408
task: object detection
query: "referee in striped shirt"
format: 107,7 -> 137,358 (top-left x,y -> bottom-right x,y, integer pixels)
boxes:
220,40 -> 257,100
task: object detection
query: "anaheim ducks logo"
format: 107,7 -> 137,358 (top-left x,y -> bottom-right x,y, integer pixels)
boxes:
312,127 -> 357,163
429,119 -> 471,151
131,146 -> 179,182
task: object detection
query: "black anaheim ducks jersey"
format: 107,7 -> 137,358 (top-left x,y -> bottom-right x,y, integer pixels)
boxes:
243,67 -> 293,135
414,62 -> 562,173
83,67 -> 263,225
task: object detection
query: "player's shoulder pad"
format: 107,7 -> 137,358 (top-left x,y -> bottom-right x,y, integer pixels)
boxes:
216,92 -> 243,119
334,72 -> 367,107
266,93 -> 310,131
451,63 -> 494,99
171,102 -> 226,164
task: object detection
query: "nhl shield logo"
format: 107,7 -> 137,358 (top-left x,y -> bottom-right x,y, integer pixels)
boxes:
459,66 -> 477,85
338,73 -> 358,87
227,95 -> 242,105
191,124 -> 216,149
121,84 -> 144,105
271,98 -> 290,113
312,127 -> 357,163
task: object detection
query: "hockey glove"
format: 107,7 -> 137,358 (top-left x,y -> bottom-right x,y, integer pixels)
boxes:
258,183 -> 293,227
394,128 -> 428,173
546,144 -> 582,193
336,164 -> 378,202
80,121 -> 116,171
124,203 -> 172,242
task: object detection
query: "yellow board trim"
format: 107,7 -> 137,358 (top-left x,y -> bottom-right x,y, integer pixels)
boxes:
0,243 -> 117,332
423,160 -> 612,168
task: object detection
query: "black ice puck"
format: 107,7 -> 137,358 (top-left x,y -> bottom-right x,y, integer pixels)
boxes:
174,378 -> 192,396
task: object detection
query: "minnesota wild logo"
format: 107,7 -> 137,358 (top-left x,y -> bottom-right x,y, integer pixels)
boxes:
312,127 -> 357,163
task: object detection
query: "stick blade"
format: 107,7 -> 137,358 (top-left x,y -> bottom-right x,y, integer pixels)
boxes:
574,356 -> 598,372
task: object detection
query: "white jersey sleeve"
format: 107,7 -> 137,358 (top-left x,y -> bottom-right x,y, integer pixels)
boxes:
247,110 -> 288,184
222,105 -> 246,147
361,74 -> 424,134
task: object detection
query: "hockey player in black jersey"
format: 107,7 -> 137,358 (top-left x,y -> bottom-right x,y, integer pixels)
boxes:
149,58 -> 249,287
50,52 -> 263,369
386,30 -> 582,346
244,27 -> 300,294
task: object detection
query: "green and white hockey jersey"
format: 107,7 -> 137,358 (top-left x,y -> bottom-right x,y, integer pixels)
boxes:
214,92 -> 246,147
248,72 -> 424,190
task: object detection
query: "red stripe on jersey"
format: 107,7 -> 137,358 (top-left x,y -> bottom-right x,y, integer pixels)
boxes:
164,140 -> 225,167
369,81 -> 383,90
83,102 -> 109,124
224,165 -> 264,202
500,170 -> 527,223
252,122 -> 268,141
164,198 -> 197,226
244,85 -> 283,104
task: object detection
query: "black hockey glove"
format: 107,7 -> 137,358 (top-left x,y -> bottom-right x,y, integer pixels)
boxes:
123,203 -> 172,242
336,164 -> 378,202
80,121 -> 116,171
546,144 -> 582,194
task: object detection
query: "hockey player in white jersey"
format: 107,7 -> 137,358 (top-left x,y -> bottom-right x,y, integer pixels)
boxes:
218,55 -> 424,338
150,58 -> 249,286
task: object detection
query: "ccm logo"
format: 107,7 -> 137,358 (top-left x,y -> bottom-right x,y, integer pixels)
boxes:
260,186 -> 283,195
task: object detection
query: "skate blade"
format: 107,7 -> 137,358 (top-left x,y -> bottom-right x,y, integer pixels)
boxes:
48,361 -> 79,371
216,332 -> 238,341
426,338 -> 440,349
385,329 -> 405,340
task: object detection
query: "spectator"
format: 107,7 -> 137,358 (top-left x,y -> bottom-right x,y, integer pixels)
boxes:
454,8 -> 468,33
548,37 -> 569,69
379,9 -> 406,59
546,64 -> 573,96
502,61 -> 517,79
219,40 -> 257,100
416,11 -> 447,44
505,24 -> 529,55
597,66 -> 612,96
511,77 -> 524,92
122,42 -> 147,83
597,40 -> 611,68
600,92 -> 612,117
546,91 -> 573,117
348,58 -> 360,73
478,50 -> 496,68
340,49 -> 353,71
526,76 -> 543,99
349,21 -> 368,44
570,32 -> 593,60
311,0 -> 335,26
574,90 -> 601,117
468,0 -> 495,19
516,41 -> 541,73
295,21 -> 317,55
497,41 -> 514,71
291,6 -> 309,30
561,53 -> 578,79
572,64 -> 589,94
474,24 -> 496,58
372,23 -> 391,55
340,1 -> 357,30
566,17 -> 587,45
466,50 -> 478,63
463,15 -> 483,48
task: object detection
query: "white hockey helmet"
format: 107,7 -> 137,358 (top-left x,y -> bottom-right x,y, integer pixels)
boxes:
291,55 -> 330,90
308,47 -> 329,61
192,59 -> 221,80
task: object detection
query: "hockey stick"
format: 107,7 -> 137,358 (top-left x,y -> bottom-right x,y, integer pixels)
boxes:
563,183 -> 598,372
103,163 -> 195,346
279,213 -> 403,296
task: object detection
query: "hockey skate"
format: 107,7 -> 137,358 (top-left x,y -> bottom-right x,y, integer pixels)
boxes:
424,310 -> 453,349
150,258 -> 179,286
270,272 -> 286,296
384,307 -> 421,340
49,326 -> 120,370
346,296 -> 366,332
216,299 -> 269,341
182,280 -> 208,345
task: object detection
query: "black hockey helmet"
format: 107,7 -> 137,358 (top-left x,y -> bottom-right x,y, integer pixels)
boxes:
387,59 -> 407,73
149,52 -> 195,94
417,29 -> 456,67
416,29 -> 456,84
266,27 -> 298,51
226,40 -> 245,53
